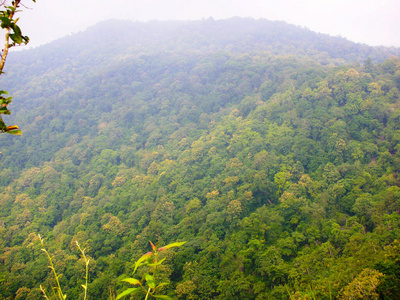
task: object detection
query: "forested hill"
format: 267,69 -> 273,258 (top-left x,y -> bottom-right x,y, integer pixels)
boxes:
64,17 -> 400,62
6,17 -> 400,71
0,18 -> 400,299
3,17 -> 399,95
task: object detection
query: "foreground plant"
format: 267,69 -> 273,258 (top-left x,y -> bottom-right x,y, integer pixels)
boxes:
75,241 -> 90,300
39,234 -> 90,300
117,241 -> 186,300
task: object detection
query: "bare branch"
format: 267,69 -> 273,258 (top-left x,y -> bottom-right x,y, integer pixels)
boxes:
19,2 -> 34,9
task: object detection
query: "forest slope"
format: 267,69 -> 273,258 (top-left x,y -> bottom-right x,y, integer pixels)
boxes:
0,18 -> 400,299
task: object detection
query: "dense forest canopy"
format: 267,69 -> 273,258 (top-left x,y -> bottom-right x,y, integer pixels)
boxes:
0,17 -> 400,299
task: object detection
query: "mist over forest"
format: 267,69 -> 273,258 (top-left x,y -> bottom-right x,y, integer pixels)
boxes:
1,17 -> 400,299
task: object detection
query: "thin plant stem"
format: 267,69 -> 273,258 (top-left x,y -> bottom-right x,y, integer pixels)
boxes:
38,234 -> 66,300
75,240 -> 89,300
39,285 -> 50,300
145,287 -> 151,300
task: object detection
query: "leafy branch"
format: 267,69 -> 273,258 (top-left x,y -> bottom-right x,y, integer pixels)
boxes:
0,0 -> 35,135
117,241 -> 186,300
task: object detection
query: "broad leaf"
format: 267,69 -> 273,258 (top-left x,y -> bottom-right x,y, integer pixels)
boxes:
122,277 -> 141,285
133,251 -> 153,274
11,24 -> 21,36
158,241 -> 187,252
145,274 -> 155,289
116,287 -> 141,299
0,17 -> 11,27
10,33 -> 23,44
6,129 -> 22,135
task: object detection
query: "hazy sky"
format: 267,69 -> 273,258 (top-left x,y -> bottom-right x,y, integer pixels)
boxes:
10,0 -> 400,49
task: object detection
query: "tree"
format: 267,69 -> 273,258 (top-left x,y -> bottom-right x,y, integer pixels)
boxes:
0,0 -> 35,135
339,269 -> 384,300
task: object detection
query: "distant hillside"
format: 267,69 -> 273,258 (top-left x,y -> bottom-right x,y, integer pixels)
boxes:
45,18 -> 400,61
0,17 -> 400,300
3,17 -> 399,102
7,17 -> 400,72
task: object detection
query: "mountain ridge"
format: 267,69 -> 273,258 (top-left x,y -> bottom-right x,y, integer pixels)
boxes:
8,17 -> 400,67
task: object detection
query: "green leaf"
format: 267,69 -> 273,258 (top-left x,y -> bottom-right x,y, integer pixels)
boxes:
152,295 -> 173,300
145,274 -> 155,289
6,129 -> 22,135
148,258 -> 166,267
5,6 -> 15,12
0,107 -> 10,115
10,33 -> 23,44
0,17 -> 11,27
0,96 -> 13,107
158,241 -> 187,252
133,252 -> 153,274
122,277 -> 141,285
11,24 -> 21,36
0,120 -> 6,131
116,287 -> 141,299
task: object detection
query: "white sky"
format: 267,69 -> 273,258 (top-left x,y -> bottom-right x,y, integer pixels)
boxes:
9,0 -> 400,49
